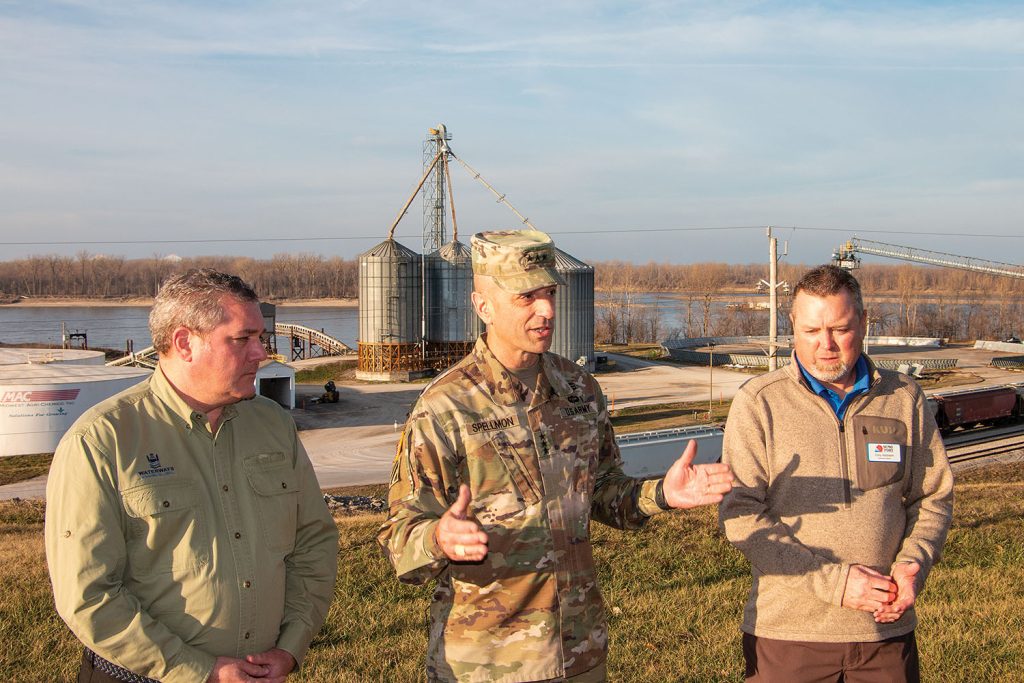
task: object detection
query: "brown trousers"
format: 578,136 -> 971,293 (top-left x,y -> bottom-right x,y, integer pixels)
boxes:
742,631 -> 920,683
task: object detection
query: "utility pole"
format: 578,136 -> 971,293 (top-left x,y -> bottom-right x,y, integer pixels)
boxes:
708,341 -> 715,421
760,226 -> 788,371
769,228 -> 778,371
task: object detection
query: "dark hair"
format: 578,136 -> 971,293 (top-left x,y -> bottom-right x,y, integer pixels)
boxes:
149,269 -> 259,353
792,264 -> 864,317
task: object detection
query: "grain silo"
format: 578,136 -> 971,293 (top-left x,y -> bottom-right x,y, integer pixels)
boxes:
424,239 -> 482,369
552,247 -> 595,371
356,238 -> 429,381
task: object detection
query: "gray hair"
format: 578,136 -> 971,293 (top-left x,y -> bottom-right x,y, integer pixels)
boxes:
792,264 -> 865,317
149,269 -> 259,354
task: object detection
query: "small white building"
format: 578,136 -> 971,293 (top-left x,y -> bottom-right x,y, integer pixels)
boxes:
255,360 -> 296,410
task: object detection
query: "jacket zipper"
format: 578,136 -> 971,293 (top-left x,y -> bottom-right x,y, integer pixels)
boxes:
793,360 -> 880,511
837,421 -> 851,509
836,373 -> 879,510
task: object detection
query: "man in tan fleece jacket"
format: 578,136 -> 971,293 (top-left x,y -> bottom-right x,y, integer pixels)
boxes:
719,265 -> 953,683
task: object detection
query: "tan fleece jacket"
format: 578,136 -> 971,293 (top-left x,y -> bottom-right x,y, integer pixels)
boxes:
719,356 -> 953,642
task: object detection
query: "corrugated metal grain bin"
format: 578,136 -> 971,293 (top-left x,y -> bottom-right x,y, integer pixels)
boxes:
426,241 -> 481,340
356,238 -> 427,380
424,239 -> 481,370
552,247 -> 595,371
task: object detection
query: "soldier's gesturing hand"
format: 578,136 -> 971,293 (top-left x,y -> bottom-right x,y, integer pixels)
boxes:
662,439 -> 736,509
434,484 -> 489,562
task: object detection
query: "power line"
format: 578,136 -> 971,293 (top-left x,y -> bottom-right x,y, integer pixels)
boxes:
0,225 -> 1021,247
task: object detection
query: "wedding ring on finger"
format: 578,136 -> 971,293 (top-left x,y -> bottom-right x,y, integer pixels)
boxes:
454,543 -> 467,558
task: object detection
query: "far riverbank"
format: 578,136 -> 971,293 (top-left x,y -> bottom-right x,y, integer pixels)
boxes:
0,297 -> 358,308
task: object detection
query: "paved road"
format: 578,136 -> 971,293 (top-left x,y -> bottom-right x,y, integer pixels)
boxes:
599,353 -> 752,409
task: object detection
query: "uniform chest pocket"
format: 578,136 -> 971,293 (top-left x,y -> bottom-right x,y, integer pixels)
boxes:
121,480 -> 208,575
852,416 -> 908,491
466,431 -> 541,528
243,452 -> 300,554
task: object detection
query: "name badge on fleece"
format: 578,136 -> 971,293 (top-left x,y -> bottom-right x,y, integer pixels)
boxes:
868,443 -> 902,463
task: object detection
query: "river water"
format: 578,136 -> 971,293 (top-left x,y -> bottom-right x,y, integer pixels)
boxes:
0,305 -> 361,352
0,294 -> 747,351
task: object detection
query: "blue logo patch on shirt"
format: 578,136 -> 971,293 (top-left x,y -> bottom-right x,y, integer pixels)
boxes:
138,452 -> 176,479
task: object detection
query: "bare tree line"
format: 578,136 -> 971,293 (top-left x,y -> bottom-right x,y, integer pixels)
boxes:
593,260 -> 1023,298
1,254 -> 1021,343
592,261 -> 1024,344
0,253 -> 359,301
596,294 -> 1024,346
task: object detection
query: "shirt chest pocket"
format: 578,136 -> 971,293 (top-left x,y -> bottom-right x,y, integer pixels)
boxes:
852,416 -> 908,491
121,480 -> 209,575
243,452 -> 300,554
462,429 -> 542,530
540,400 -> 601,496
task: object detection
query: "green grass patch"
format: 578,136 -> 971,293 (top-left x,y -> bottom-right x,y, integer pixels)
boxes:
612,401 -> 730,433
2,463 -> 1021,681
295,359 -> 358,384
324,483 -> 388,498
596,343 -> 665,360
0,453 -> 53,486
915,369 -> 987,390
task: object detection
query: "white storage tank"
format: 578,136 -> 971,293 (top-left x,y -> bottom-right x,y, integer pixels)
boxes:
0,348 -> 106,366
0,364 -> 151,456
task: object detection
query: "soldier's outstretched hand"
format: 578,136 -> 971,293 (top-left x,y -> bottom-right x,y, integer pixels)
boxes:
662,439 -> 735,509
434,484 -> 489,562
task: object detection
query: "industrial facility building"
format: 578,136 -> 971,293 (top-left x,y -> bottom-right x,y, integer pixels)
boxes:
355,237 -> 594,381
356,125 -> 595,381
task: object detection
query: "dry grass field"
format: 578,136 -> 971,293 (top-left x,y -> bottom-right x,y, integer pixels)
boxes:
1,463 -> 1022,682
0,453 -> 52,486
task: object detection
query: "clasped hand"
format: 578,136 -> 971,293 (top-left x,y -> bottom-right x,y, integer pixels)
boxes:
208,648 -> 295,682
841,562 -> 920,624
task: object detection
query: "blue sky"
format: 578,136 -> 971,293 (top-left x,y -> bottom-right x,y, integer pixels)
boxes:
2,1 -> 1023,266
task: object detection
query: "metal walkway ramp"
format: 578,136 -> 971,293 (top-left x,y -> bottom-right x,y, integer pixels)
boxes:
275,323 -> 355,360
106,346 -> 158,369
106,323 -> 355,367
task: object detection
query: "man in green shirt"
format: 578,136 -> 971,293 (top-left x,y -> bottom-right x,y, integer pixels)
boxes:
45,269 -> 339,683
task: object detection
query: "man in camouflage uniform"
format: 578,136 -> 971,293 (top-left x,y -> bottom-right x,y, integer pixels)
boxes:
378,229 -> 735,682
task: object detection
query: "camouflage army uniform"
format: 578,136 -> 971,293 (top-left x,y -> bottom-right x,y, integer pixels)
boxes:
378,335 -> 667,683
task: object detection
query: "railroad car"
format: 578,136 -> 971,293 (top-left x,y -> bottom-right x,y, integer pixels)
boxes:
931,385 -> 1022,433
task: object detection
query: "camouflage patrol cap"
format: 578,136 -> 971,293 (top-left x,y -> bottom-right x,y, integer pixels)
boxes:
471,230 -> 566,294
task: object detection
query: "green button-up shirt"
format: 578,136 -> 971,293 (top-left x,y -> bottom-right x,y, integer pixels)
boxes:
45,367 -> 338,683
